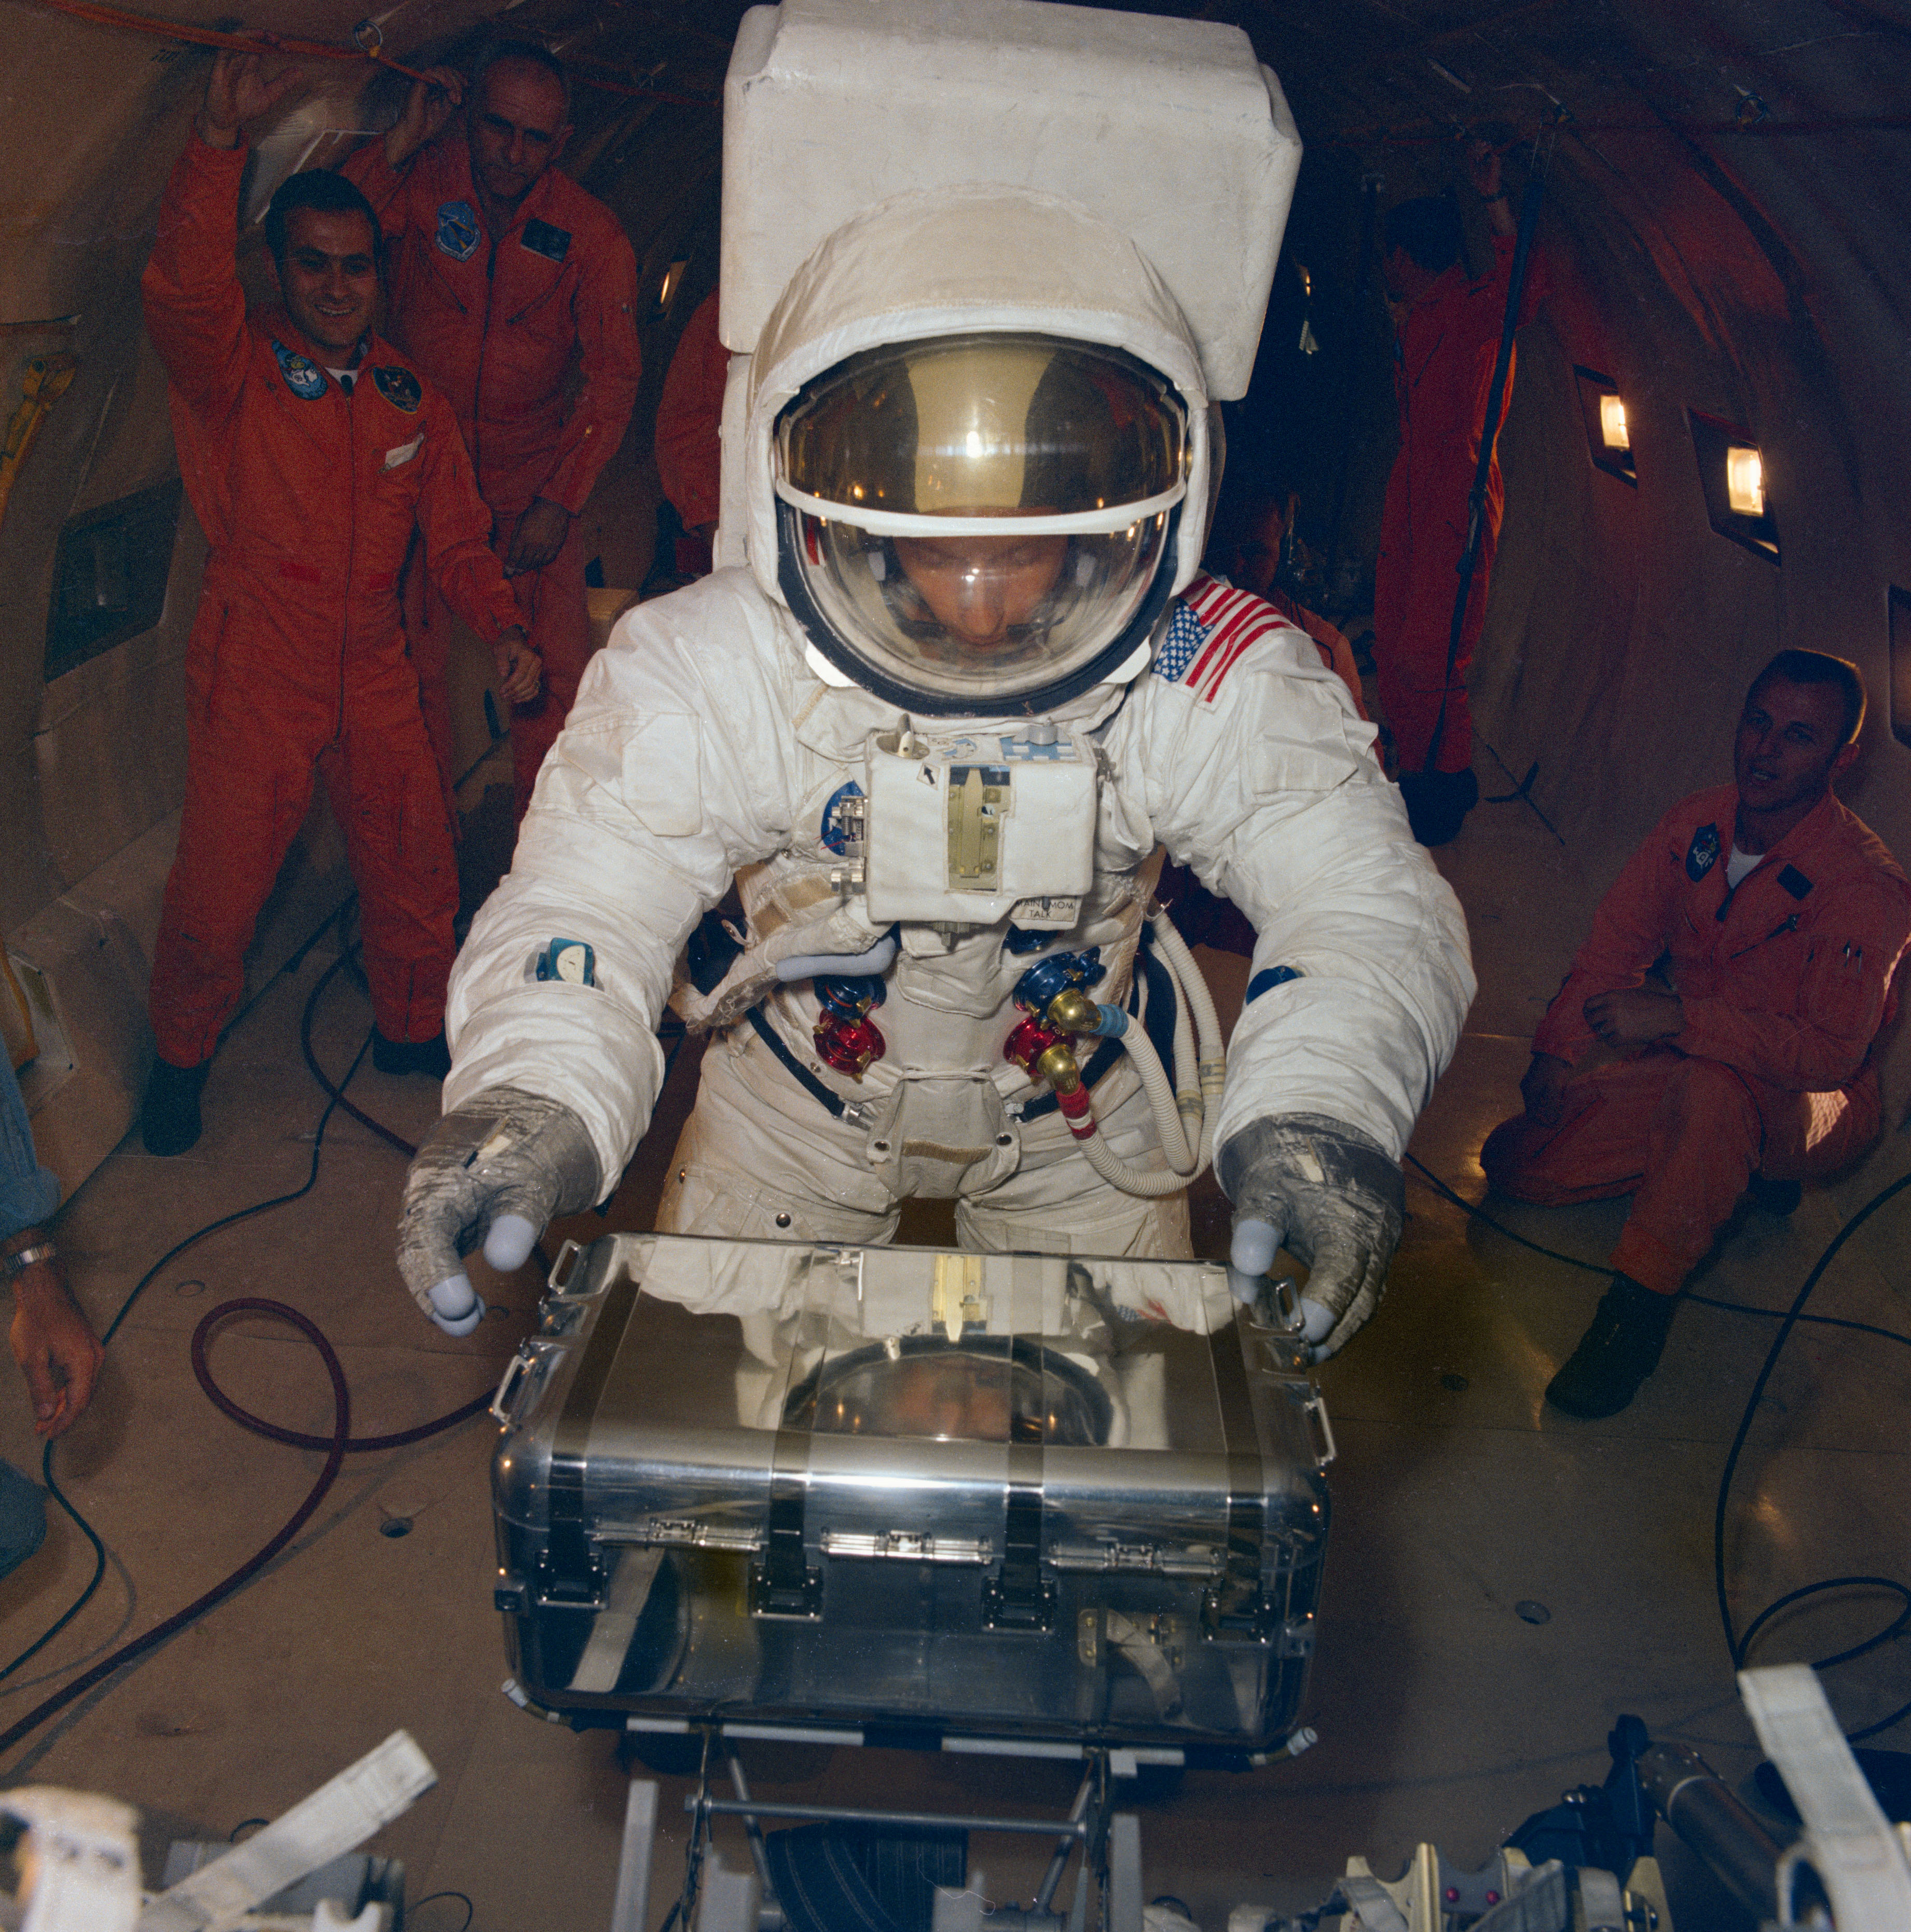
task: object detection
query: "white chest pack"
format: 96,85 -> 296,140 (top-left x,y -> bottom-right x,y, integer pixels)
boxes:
857,718 -> 1101,931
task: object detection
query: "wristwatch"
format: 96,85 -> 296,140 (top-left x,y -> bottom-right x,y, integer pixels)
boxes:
2,1240 -> 55,1281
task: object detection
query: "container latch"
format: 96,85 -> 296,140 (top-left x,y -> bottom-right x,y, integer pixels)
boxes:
750,1466 -> 822,1619
982,1478 -> 1055,1632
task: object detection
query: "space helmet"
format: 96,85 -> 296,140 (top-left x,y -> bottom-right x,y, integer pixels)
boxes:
773,330 -> 1187,715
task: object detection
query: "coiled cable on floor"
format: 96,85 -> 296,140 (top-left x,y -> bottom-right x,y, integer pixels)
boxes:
0,947 -> 490,1759
1405,1148 -> 1911,1739
0,1301 -> 353,1757
1,922 -> 693,1757
0,952 -> 367,1697
1711,1169 -> 1911,1742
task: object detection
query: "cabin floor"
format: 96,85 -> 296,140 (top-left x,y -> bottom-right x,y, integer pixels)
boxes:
3,757 -> 1907,1931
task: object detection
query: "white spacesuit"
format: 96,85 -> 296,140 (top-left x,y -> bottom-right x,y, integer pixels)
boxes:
395,182 -> 1474,1358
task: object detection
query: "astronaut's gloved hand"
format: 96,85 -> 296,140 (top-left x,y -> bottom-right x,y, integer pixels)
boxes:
1218,1114 -> 1406,1361
395,1087 -> 601,1336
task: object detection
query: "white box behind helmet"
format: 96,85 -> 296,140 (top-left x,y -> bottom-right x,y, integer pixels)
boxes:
718,0 -> 1301,404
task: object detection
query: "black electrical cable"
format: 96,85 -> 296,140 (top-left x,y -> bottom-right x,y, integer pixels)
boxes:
1404,1151 -> 1911,1348
1405,1147 -> 1911,1739
0,1298 -> 352,1758
410,1891 -> 476,1932
1,929 -> 694,1756
0,948 -> 492,1756
0,952 -> 368,1694
1712,1168 -> 1911,1743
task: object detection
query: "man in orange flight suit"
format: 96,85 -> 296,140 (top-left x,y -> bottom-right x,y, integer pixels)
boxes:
342,41 -> 642,821
1375,142 -> 1540,846
1483,651 -> 1911,1416
654,285 -> 726,577
140,50 -> 537,1157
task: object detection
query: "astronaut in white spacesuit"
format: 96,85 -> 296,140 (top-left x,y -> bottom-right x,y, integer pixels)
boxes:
394,185 -> 1475,1360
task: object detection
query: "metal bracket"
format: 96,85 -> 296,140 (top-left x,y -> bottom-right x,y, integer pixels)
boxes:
983,1480 -> 1055,1632
750,1482 -> 822,1619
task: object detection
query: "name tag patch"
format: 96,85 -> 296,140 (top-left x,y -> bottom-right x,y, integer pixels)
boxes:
520,217 -> 571,263
373,365 -> 421,414
271,340 -> 327,400
435,200 -> 480,261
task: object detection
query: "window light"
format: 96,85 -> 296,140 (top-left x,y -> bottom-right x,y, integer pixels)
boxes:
1725,445 -> 1764,516
653,259 -> 689,318
1572,366 -> 1635,484
1688,409 -> 1778,561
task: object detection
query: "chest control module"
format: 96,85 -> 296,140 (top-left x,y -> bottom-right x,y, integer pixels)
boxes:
861,721 -> 1098,929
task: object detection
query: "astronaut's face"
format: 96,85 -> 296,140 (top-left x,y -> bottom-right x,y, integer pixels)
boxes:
469,60 -> 571,209
1733,675 -> 1859,828
279,209 -> 379,354
890,531 -> 1070,651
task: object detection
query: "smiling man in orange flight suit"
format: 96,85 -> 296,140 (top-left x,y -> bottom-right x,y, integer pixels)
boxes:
342,40 -> 642,822
1482,651 -> 1911,1417
140,49 -> 537,1157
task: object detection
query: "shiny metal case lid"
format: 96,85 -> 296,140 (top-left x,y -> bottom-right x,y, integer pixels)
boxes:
492,1235 -> 1332,1751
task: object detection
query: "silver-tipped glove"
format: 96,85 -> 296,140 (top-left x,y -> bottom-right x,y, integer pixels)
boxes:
1218,1114 -> 1406,1361
395,1087 -> 601,1335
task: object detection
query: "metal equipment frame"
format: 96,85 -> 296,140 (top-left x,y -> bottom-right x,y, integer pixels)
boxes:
608,1719 -> 1156,1932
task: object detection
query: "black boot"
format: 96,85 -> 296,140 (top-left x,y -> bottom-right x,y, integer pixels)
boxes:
372,1029 -> 451,1078
1398,766 -> 1479,847
1545,1273 -> 1679,1418
141,1057 -> 210,1156
1748,1173 -> 1803,1216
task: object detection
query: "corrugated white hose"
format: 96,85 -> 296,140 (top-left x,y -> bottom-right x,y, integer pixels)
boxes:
1149,907 -> 1227,1167
1081,1115 -> 1194,1197
1070,907 -> 1228,1197
1111,1007 -> 1200,1175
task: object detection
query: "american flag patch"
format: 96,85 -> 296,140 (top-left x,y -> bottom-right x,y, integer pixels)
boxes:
1149,573 -> 1290,702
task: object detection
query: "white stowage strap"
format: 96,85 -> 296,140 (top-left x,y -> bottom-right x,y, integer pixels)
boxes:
1739,1665 -> 1911,1930
138,1731 -> 435,1932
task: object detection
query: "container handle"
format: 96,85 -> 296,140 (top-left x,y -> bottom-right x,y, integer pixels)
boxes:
1304,1389 -> 1337,1467
490,1345 -> 539,1427
547,1238 -> 583,1295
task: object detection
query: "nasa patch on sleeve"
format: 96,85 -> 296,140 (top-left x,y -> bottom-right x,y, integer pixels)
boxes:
520,218 -> 572,263
270,340 -> 327,400
373,365 -> 422,414
435,200 -> 480,261
1685,822 -> 1721,882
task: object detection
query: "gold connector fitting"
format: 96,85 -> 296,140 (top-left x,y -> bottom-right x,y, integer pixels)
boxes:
1035,1043 -> 1081,1092
1046,988 -> 1099,1035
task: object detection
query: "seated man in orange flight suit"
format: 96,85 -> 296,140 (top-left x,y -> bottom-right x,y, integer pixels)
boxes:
1482,651 -> 1911,1417
139,49 -> 538,1156
342,40 -> 642,824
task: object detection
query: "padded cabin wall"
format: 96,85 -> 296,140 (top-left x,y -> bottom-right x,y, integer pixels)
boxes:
0,7 -> 198,933
1470,118 -> 1911,892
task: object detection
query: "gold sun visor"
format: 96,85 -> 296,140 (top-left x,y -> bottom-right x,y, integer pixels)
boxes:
778,334 -> 1186,532
774,334 -> 1189,712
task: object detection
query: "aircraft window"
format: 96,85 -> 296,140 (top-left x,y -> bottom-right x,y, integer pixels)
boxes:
44,476 -> 184,681
1688,408 -> 1778,562
1573,365 -> 1635,486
